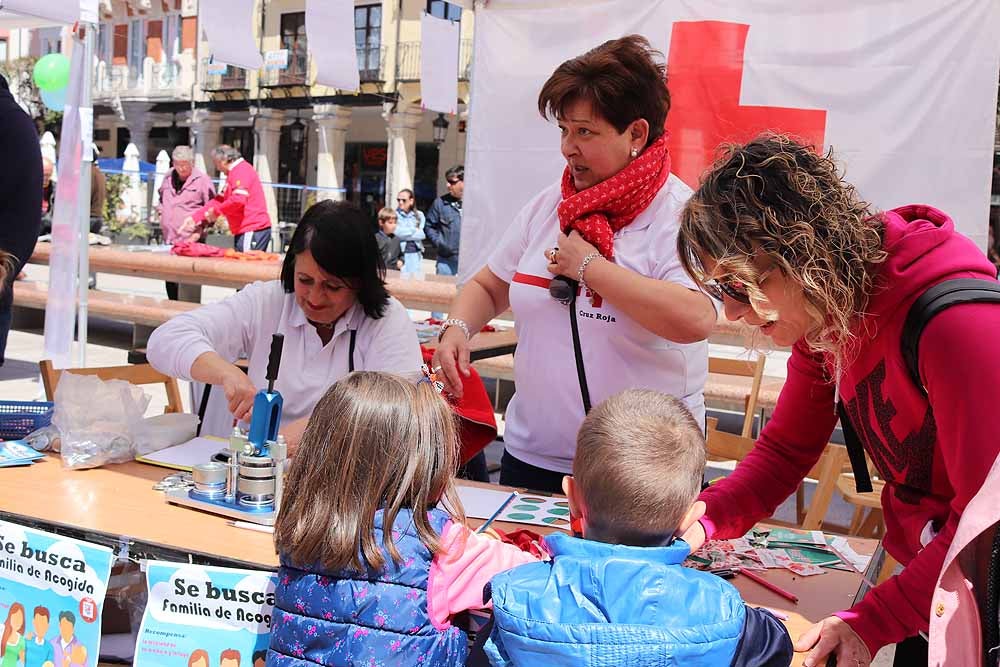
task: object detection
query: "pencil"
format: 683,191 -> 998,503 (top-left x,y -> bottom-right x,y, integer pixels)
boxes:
738,568 -> 799,604
475,491 -> 517,534
229,520 -> 274,534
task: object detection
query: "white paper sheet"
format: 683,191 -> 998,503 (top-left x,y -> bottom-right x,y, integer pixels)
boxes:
306,0 -> 359,91
419,13 -> 460,114
135,436 -> 227,471
199,0 -> 262,70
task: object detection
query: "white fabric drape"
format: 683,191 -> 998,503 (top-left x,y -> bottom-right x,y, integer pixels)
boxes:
0,0 -> 80,24
420,13 -> 460,114
43,40 -> 87,368
199,0 -> 262,70
459,0 -> 1000,282
306,0 -> 359,91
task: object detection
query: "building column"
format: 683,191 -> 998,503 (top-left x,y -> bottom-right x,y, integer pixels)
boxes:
382,106 -> 423,208
190,110 -> 224,176
313,104 -> 352,202
252,108 -> 284,227
121,101 -> 154,162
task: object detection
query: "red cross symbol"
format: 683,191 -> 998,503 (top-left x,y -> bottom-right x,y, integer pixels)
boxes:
665,21 -> 828,189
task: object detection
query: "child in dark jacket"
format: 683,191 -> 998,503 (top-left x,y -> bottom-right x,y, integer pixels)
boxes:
267,371 -> 535,667
375,207 -> 403,270
485,389 -> 793,667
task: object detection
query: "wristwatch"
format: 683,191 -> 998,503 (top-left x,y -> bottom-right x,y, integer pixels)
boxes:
439,318 -> 471,341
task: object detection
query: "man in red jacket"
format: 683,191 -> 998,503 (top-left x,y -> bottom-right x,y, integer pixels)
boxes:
183,145 -> 272,251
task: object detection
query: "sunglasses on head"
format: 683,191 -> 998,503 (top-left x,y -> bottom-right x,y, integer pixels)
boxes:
447,178 -> 462,185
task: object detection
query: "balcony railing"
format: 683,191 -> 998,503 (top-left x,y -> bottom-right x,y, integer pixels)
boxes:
259,53 -> 309,88
357,45 -> 386,83
397,39 -> 473,82
201,63 -> 249,92
93,58 -> 188,98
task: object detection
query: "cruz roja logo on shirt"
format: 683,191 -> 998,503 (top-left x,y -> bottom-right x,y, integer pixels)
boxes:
578,308 -> 616,324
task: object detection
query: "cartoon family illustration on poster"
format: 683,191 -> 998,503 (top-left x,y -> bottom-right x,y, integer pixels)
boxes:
0,520 -> 114,667
135,561 -> 276,667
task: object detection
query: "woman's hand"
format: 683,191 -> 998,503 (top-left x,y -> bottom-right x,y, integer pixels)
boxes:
432,326 -> 471,398
221,366 -> 258,421
795,616 -> 871,667
546,231 -> 601,279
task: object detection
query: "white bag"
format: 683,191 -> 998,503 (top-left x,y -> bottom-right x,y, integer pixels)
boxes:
52,372 -> 150,468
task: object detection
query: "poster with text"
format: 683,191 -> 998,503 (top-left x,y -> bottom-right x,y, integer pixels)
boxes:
0,519 -> 114,667
135,561 -> 276,667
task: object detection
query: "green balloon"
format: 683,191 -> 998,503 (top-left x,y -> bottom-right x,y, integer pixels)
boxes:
33,53 -> 71,92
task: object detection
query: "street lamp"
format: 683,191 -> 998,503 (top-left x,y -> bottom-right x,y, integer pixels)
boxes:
432,112 -> 449,147
288,117 -> 306,148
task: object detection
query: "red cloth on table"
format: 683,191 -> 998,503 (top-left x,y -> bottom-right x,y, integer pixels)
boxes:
170,241 -> 226,257
421,346 -> 497,464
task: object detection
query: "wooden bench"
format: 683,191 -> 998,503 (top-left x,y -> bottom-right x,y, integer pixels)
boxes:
12,280 -> 198,348
472,353 -> 785,416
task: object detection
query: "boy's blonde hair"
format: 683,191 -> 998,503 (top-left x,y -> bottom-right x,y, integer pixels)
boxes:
574,389 -> 705,545
273,371 -> 464,571
377,207 -> 397,224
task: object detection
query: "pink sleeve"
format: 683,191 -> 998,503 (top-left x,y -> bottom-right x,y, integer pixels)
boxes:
700,341 -> 839,539
837,303 -> 1000,654
426,521 -> 539,630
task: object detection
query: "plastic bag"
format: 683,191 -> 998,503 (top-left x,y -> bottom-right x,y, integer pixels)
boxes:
52,372 -> 150,469
133,412 -> 199,456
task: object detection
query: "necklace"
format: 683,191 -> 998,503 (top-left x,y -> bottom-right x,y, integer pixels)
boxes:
309,319 -> 334,331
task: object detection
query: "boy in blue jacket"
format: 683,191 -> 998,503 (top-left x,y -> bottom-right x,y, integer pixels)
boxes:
485,389 -> 793,667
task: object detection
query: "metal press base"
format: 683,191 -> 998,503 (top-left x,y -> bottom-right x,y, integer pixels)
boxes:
165,488 -> 277,526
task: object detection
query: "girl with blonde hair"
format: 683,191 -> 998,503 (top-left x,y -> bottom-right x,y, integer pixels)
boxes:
267,371 -> 535,666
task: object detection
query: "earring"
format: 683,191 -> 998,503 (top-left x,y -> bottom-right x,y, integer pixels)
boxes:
630,147 -> 639,158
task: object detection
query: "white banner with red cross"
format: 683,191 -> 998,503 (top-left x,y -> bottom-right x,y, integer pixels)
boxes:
459,0 -> 1000,282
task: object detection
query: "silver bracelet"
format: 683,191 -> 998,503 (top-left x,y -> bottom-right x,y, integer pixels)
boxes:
577,252 -> 602,290
439,318 -> 471,341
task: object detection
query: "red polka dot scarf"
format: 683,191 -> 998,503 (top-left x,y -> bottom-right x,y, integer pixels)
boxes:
557,134 -> 671,260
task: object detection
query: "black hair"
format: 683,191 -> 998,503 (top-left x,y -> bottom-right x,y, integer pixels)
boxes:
58,611 -> 75,624
280,200 -> 390,319
252,650 -> 267,663
445,165 -> 464,182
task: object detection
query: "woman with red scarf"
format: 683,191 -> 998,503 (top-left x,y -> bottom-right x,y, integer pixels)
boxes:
433,35 -> 716,492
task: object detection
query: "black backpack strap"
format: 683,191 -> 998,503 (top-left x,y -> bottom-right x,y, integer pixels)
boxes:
837,401 -> 873,494
901,279 -> 1000,396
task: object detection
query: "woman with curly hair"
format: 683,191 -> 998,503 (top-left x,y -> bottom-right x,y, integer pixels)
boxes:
677,134 -> 1000,667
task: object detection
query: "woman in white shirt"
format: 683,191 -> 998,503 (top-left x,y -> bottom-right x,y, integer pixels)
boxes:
432,35 -> 717,492
148,200 -> 422,453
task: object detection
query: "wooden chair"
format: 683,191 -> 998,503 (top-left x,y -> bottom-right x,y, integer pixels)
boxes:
835,458 -> 886,538
708,355 -> 766,438
798,444 -> 850,529
39,359 -> 184,414
705,417 -> 754,463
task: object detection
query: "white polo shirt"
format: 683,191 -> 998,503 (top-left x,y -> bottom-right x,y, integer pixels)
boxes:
488,176 -> 709,473
147,280 -> 423,426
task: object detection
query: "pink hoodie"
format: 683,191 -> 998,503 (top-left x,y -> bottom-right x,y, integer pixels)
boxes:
699,205 -> 1000,655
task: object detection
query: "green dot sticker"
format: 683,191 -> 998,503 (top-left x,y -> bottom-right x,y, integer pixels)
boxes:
548,508 -> 570,516
554,501 -> 569,508
542,516 -> 570,526
519,497 -> 545,503
512,505 -> 541,512
506,513 -> 535,521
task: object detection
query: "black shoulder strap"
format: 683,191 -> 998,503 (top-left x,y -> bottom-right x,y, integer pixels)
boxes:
348,329 -> 357,373
901,278 -> 1000,396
